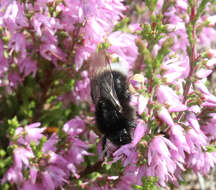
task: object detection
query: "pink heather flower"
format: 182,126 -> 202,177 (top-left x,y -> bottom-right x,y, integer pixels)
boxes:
65,141 -> 90,179
167,127 -> 186,173
62,0 -> 126,69
108,31 -> 138,71
170,124 -> 190,154
42,134 -> 58,152
188,105 -> 201,114
8,33 -> 27,59
169,149 -> 185,173
157,107 -> 175,128
186,112 -> 201,133
115,165 -> 140,190
129,23 -> 142,32
132,120 -> 147,146
15,122 -> 45,145
74,47 -> 93,71
34,0 -> 54,8
148,136 -> 178,164
40,43 -> 66,62
60,1 -> 83,31
13,147 -> 34,170
63,116 -> 86,137
147,136 -> 179,186
206,57 -> 216,68
2,1 -> 18,22
185,128 -> 207,153
21,138 -> 69,189
156,0 -> 164,11
195,80 -> 216,106
161,56 -> 189,83
1,1 -> 28,31
206,15 -> 216,26
19,57 -> 38,77
113,144 -> 138,167
62,117 -> 90,177
42,171 -> 55,190
165,7 -> 184,25
2,147 -> 33,185
30,167 -> 38,184
165,6 -> 189,54
67,162 -> 80,179
83,17 -> 106,42
27,149 -> 68,189
156,85 -> 187,112
22,182 -> 44,190
137,95 -> 148,115
8,71 -> 23,88
199,27 -> 216,48
65,138 -> 90,165
48,151 -> 68,166
32,13 -> 59,37
187,151 -> 216,175
176,0 -> 188,11
3,124 -> 69,188
152,44 -> 160,57
44,165 -> 68,188
196,68 -> 212,78
0,40 -> 8,75
2,167 -> 24,185
84,0 -> 125,25
64,0 -> 125,29
195,80 -> 211,94
202,102 -> 216,107
89,130 -> 99,144
130,94 -> 138,108
72,71 -> 90,102
206,48 -> 216,59
201,113 -> 216,138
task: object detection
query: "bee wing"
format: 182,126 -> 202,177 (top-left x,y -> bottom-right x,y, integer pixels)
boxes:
89,50 -> 110,80
89,51 -> 122,112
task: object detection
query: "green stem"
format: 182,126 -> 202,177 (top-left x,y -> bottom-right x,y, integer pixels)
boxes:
176,1 -> 197,122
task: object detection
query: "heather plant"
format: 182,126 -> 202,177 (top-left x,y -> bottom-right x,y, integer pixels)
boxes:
0,0 -> 216,190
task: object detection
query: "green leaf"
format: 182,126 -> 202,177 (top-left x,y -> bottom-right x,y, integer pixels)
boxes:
145,0 -> 158,11
114,17 -> 130,32
194,0 -> 211,24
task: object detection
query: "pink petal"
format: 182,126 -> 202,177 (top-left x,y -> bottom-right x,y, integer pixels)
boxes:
186,112 -> 200,132
157,107 -> 175,128
132,120 -> 147,146
137,95 -> 148,115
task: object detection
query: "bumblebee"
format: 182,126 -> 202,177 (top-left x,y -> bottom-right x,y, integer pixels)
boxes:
89,51 -> 135,149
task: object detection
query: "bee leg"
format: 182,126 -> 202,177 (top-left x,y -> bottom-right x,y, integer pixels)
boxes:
101,136 -> 108,157
102,136 -> 107,151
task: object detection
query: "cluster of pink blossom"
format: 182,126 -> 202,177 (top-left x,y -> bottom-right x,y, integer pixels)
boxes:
114,0 -> 216,187
0,0 -> 136,90
1,0 -> 216,189
3,117 -> 90,190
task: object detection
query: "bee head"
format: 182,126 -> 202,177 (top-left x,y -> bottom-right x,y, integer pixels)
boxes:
108,128 -> 131,146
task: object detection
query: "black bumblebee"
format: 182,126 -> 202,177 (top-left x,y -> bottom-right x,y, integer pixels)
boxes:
89,51 -> 135,150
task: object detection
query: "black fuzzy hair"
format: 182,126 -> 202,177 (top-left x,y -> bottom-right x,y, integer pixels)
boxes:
92,70 -> 135,147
